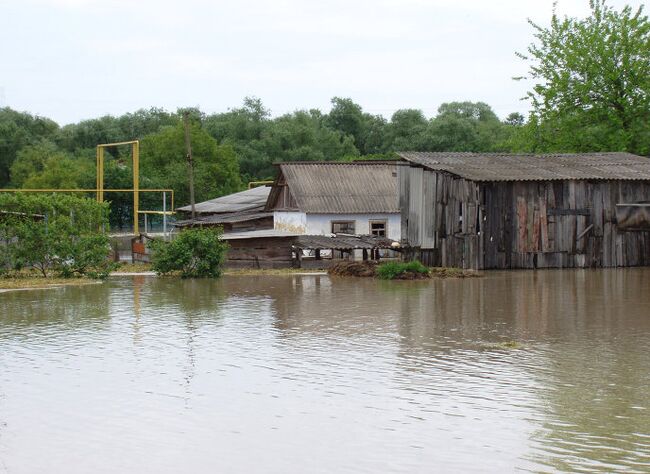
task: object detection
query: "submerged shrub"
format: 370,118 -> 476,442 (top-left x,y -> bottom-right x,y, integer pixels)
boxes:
149,227 -> 228,278
376,260 -> 430,280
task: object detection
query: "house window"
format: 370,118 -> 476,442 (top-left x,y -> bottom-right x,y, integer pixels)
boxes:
370,220 -> 387,237
331,221 -> 355,234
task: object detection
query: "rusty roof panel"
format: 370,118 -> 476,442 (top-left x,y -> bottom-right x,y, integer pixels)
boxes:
398,152 -> 650,181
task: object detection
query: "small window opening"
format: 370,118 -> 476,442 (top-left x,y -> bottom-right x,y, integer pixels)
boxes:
370,220 -> 387,237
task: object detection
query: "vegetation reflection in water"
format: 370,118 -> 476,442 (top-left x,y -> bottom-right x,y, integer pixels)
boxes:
0,270 -> 649,473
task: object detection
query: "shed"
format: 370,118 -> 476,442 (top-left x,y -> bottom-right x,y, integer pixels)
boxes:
175,186 -> 273,232
398,152 -> 650,269
174,211 -> 273,232
176,186 -> 271,215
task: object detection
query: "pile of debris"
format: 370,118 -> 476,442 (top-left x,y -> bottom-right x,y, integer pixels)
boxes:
327,261 -> 378,277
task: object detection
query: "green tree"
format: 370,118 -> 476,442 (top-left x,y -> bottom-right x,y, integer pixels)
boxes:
326,97 -> 366,151
0,108 -> 59,187
140,122 -> 242,207
427,101 -> 511,151
504,112 -> 525,127
518,0 -> 650,154
0,193 -> 111,277
386,109 -> 429,151
203,97 -> 271,181
11,141 -> 94,190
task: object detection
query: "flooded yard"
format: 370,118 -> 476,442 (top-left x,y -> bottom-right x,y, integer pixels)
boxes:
1,270 -> 649,473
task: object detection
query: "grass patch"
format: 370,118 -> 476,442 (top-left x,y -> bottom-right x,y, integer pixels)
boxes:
0,270 -> 100,291
113,262 -> 153,273
376,261 -> 430,280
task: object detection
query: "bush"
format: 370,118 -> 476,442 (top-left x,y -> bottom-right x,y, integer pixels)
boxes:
0,193 -> 111,278
376,260 -> 430,280
56,234 -> 117,279
149,227 -> 228,278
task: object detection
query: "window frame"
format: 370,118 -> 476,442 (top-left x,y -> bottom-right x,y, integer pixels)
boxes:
369,219 -> 388,237
331,220 -> 356,235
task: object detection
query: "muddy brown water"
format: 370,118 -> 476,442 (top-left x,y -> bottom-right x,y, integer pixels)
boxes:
1,270 -> 649,473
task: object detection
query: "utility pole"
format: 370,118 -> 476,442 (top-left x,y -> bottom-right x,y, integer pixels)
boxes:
183,111 -> 196,220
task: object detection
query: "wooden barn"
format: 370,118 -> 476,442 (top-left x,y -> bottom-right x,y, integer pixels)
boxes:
398,152 -> 650,269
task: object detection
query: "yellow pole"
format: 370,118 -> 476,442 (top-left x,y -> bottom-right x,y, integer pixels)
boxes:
96,147 -> 100,201
133,141 -> 139,234
98,147 -> 105,202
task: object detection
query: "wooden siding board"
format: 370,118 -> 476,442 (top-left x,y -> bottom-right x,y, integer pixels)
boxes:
401,165 -> 650,269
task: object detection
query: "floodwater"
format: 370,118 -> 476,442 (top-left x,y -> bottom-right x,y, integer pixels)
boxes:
1,271 -> 649,473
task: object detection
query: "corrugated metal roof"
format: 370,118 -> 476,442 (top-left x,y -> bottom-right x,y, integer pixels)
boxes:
177,186 -> 271,214
277,162 -> 399,213
174,211 -> 272,227
398,152 -> 650,181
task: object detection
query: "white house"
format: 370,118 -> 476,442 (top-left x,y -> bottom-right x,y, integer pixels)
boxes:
265,162 -> 401,241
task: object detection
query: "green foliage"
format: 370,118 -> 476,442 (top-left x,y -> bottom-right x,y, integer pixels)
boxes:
519,0 -> 650,154
56,107 -> 178,152
0,193 -> 111,278
140,122 -> 242,207
384,103 -> 514,152
376,260 -> 430,280
0,108 -> 59,187
149,227 -> 228,278
206,100 -> 359,181
56,234 -> 117,279
386,109 -> 430,151
13,141 -> 95,190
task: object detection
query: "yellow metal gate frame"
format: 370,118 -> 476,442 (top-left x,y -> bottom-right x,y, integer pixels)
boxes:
0,140 -> 174,234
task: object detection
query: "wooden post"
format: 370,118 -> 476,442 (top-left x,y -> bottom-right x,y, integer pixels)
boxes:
183,111 -> 196,220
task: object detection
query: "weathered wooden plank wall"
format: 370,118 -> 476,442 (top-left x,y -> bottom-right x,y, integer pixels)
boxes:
400,167 -> 650,269
401,167 -> 481,269
226,237 -> 295,269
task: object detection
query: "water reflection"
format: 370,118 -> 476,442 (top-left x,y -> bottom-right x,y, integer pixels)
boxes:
0,270 -> 649,473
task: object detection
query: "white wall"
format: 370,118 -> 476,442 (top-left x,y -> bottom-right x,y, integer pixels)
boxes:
274,211 -> 401,240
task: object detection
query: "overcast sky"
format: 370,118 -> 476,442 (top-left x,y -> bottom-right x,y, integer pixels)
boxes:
0,0 -> 645,124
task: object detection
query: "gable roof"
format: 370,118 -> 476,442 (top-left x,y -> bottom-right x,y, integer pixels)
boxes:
268,162 -> 400,213
176,186 -> 271,214
398,152 -> 650,182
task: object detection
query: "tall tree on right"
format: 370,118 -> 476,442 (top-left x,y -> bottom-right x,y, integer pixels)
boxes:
517,0 -> 650,154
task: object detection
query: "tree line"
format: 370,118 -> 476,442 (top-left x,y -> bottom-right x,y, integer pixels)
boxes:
0,0 -> 647,228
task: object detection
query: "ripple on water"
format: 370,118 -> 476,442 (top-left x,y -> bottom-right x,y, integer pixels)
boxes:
0,272 -> 649,473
